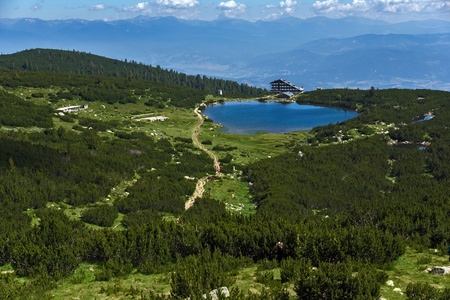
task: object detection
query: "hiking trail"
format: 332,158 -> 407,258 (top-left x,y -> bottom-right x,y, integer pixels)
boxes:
185,106 -> 222,210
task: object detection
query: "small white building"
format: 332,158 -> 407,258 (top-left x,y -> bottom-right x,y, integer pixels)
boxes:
56,104 -> 88,113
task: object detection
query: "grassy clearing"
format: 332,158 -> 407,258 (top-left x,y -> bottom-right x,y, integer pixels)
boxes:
204,176 -> 256,216
233,266 -> 267,295
47,247 -> 450,299
51,263 -> 172,299
379,247 -> 450,299
198,120 -> 310,166
51,264 -> 267,299
51,263 -> 292,299
131,107 -> 198,142
8,86 -> 199,143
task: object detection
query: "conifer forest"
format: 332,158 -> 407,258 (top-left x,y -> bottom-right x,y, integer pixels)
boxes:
0,50 -> 449,299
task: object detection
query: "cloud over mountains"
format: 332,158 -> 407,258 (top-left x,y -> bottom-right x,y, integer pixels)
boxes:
1,15 -> 448,90
312,0 -> 450,18
8,0 -> 449,22
217,1 -> 247,18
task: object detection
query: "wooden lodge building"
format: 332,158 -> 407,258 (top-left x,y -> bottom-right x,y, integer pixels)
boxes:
270,79 -> 304,95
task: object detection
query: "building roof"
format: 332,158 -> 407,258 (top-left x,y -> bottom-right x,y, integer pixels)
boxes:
270,79 -> 303,91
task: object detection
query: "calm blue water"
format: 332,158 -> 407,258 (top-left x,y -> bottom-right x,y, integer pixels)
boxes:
203,101 -> 359,135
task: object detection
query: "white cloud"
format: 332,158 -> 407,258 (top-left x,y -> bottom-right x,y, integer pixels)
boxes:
153,0 -> 200,19
137,2 -> 150,10
120,0 -> 200,19
280,0 -> 298,13
280,0 -> 298,8
123,2 -> 151,12
155,0 -> 199,9
261,0 -> 298,20
90,4 -> 105,11
312,0 -> 450,16
217,1 -> 247,17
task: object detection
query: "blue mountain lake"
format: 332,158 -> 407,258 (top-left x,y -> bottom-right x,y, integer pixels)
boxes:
203,101 -> 359,135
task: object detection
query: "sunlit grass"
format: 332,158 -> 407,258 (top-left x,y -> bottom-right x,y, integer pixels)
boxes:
51,263 -> 172,300
379,247 -> 450,300
204,176 -> 256,216
198,121 -> 310,166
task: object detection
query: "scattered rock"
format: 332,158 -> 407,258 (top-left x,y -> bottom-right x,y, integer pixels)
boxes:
429,266 -> 450,275
203,287 -> 229,300
386,280 -> 394,286
387,139 -> 398,146
393,288 -> 403,294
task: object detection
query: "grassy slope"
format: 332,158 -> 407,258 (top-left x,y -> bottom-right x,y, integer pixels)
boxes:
381,247 -> 450,299
2,86 -> 450,298
204,177 -> 256,216
16,247 -> 446,299
2,86 -> 301,219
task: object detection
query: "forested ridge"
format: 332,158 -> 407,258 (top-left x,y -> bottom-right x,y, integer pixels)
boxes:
0,67 -> 207,109
0,67 -> 449,299
0,49 -> 266,97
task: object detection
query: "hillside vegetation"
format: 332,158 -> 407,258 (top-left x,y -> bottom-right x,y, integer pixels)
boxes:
0,64 -> 449,299
0,49 -> 266,97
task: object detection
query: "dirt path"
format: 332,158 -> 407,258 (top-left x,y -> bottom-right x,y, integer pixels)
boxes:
185,106 -> 222,210
185,178 -> 206,210
192,106 -> 221,171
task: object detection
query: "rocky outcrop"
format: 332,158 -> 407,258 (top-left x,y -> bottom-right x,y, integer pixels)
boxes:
428,266 -> 450,275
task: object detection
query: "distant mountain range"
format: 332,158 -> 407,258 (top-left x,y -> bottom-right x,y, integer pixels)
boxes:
1,16 -> 449,90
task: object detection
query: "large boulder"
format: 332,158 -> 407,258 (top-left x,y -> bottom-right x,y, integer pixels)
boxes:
429,266 -> 450,275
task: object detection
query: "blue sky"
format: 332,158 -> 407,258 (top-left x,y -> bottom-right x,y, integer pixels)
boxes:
1,0 -> 449,22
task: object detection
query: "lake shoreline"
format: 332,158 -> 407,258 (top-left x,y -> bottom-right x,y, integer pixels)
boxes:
210,97 -> 360,113
203,100 -> 359,135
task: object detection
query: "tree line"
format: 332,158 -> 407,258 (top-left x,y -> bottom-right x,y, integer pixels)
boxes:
0,67 -> 207,109
0,49 -> 266,96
